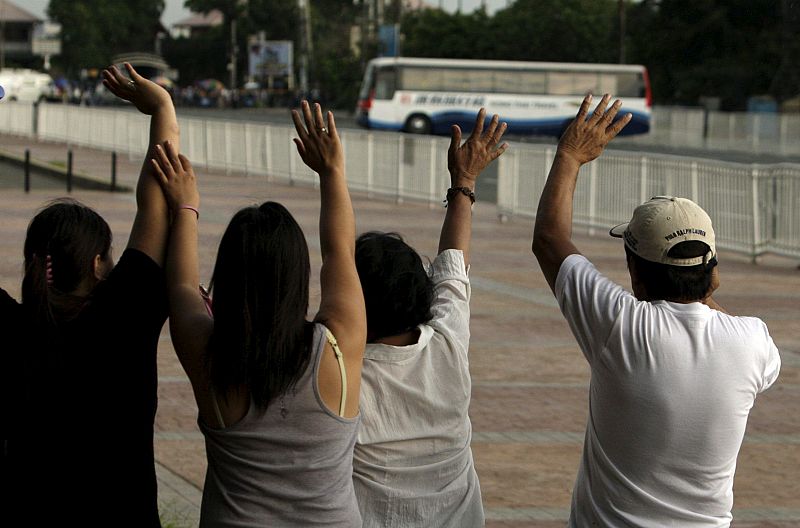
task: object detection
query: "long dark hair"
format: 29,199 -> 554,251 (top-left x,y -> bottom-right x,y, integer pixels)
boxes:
22,199 -> 112,335
355,231 -> 434,341
207,202 -> 313,408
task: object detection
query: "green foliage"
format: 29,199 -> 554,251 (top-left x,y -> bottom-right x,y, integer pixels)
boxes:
163,27 -> 228,85
490,0 -> 617,63
47,0 -> 165,75
624,0 -> 797,108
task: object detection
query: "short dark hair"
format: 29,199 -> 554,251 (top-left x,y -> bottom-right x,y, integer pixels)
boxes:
355,232 -> 434,341
626,240 -> 717,301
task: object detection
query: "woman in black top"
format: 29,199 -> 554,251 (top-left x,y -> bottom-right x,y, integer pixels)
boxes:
0,64 -> 178,526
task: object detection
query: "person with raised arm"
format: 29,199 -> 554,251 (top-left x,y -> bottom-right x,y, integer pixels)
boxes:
352,109 -> 508,527
149,101 -> 366,526
0,63 -> 177,525
531,94 -> 781,526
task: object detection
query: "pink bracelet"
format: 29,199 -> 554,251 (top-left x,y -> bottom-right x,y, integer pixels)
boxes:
179,205 -> 199,219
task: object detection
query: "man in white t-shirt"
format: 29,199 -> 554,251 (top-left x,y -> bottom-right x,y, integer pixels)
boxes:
531,94 -> 781,527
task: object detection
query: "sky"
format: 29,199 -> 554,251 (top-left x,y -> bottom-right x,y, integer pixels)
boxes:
20,0 -> 509,27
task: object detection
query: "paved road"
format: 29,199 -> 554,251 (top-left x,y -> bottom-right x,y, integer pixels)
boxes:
1,135 -> 798,527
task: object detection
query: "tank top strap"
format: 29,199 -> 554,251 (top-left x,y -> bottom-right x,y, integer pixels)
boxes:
322,327 -> 348,417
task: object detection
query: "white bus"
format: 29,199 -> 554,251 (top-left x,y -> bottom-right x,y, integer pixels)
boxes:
356,57 -> 651,136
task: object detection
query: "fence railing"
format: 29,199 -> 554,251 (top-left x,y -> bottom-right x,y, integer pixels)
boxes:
4,102 -> 800,260
497,145 -> 800,259
0,101 -> 36,137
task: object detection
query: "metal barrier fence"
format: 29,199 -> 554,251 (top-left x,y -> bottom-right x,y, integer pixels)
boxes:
0,101 -> 36,137
497,145 -> 800,259
6,102 -> 800,259
34,102 -> 453,204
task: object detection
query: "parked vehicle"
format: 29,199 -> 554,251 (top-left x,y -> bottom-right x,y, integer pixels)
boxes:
0,69 -> 55,103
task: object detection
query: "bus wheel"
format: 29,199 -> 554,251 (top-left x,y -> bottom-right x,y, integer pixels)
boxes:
404,114 -> 431,135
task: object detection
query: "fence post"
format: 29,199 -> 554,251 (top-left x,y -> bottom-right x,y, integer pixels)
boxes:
588,161 -> 598,235
751,168 -> 760,263
67,150 -> 73,193
691,161 -> 699,202
367,134 -> 374,197
428,139 -> 437,208
265,125 -> 273,182
111,152 -> 117,191
640,156 -> 648,204
396,136 -> 405,204
24,149 -> 30,193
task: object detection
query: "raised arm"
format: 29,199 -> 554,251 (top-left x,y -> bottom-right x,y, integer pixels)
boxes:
291,101 -> 366,375
532,94 -> 631,292
102,63 -> 178,267
149,148 -> 216,419
438,109 -> 508,266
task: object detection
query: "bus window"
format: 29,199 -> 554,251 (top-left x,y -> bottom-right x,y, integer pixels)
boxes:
615,72 -> 642,97
440,69 -> 494,92
494,70 -> 546,95
375,67 -> 397,100
598,73 -> 619,95
401,67 -> 441,91
547,72 -> 598,96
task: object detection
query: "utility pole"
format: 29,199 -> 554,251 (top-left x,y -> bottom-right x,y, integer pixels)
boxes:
298,0 -> 313,96
0,0 -> 6,71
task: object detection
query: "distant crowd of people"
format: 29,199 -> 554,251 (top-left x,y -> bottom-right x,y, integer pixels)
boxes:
0,63 -> 780,528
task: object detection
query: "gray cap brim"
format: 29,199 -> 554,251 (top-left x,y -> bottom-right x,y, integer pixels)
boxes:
609,223 -> 627,238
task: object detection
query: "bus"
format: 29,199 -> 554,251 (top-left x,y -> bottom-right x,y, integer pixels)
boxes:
355,57 -> 651,136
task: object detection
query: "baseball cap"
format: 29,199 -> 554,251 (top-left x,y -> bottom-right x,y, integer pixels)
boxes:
609,196 -> 716,266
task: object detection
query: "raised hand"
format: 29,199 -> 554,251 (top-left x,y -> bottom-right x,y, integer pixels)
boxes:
448,108 -> 508,185
149,140 -> 199,212
291,100 -> 344,177
102,63 -> 172,115
557,93 -> 632,165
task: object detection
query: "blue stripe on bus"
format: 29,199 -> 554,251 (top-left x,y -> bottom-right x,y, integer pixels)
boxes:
366,109 -> 650,136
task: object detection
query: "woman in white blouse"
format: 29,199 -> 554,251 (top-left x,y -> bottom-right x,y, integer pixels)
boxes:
353,109 -> 508,528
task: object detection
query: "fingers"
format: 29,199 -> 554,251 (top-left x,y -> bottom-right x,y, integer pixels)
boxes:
491,142 -> 509,161
449,124 -> 462,152
313,103 -> 325,133
163,140 -> 182,172
292,138 -> 307,158
575,93 -> 593,121
607,112 -> 633,138
291,109 -> 310,142
178,153 -> 193,174
602,99 -> 623,125
301,100 -> 316,137
588,94 -> 611,125
124,62 -> 143,82
326,111 -> 338,139
490,121 -> 508,146
483,113 -> 500,140
470,108 -> 487,140
154,144 -> 175,178
150,158 -> 168,187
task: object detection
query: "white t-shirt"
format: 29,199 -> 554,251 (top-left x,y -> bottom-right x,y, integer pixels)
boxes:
353,249 -> 484,528
555,254 -> 781,527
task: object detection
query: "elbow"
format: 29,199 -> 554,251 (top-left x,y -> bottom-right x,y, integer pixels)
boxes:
531,228 -> 550,257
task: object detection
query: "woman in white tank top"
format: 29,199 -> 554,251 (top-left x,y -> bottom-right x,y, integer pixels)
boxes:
149,101 -> 366,526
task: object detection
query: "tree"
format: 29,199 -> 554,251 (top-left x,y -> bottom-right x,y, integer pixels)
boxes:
48,0 -> 165,75
627,0 -> 787,108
